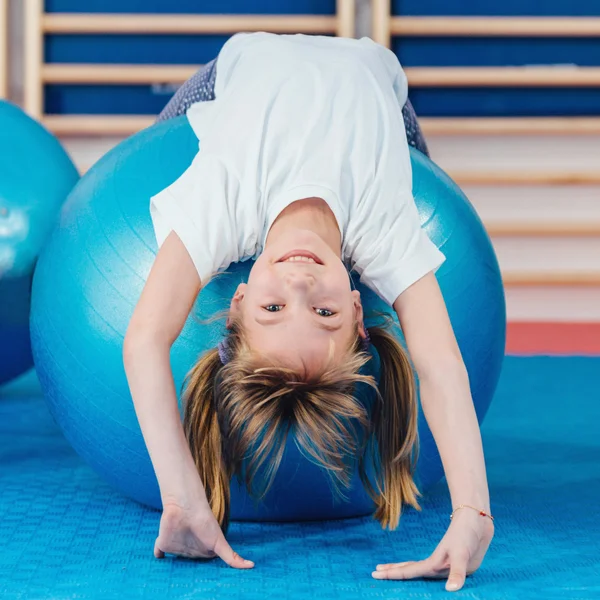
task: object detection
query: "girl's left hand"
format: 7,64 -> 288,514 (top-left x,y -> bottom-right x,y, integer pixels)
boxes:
372,508 -> 495,592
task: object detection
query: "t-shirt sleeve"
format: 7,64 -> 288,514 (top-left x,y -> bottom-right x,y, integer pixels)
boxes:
149,152 -> 242,283
350,190 -> 446,306
372,41 -> 408,108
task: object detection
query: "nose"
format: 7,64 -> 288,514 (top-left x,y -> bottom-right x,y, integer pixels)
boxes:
283,270 -> 315,291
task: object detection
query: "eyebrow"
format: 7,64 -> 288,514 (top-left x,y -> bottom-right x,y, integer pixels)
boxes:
254,316 -> 343,332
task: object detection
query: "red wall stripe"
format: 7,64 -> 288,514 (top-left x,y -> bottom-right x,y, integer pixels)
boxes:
506,322 -> 600,355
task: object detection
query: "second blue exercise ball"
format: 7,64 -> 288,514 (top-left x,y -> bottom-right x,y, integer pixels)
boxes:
31,116 -> 505,519
0,101 -> 79,385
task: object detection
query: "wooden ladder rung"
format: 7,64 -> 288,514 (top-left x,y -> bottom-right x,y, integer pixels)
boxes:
42,13 -> 340,35
503,272 -> 600,287
451,171 -> 600,186
391,16 -> 600,37
42,65 -> 600,88
43,64 -> 198,85
43,115 -> 600,138
0,0 -> 7,99
420,117 -> 600,136
43,114 -> 154,135
487,223 -> 600,237
406,66 -> 600,87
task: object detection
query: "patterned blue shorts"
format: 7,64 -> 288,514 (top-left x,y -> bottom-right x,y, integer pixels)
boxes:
158,58 -> 430,157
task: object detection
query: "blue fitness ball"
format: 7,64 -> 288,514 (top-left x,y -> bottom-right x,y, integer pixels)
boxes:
31,116 -> 505,520
0,101 -> 79,386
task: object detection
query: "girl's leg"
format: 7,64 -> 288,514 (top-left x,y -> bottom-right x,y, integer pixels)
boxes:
157,59 -> 218,122
401,98 -> 430,158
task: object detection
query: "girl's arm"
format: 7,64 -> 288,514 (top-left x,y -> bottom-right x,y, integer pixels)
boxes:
374,272 -> 493,587
393,272 -> 491,513
123,231 -> 204,506
124,232 -> 253,568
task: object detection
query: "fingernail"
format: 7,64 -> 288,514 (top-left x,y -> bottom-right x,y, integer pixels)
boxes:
372,571 -> 382,579
244,559 -> 254,567
447,582 -> 459,591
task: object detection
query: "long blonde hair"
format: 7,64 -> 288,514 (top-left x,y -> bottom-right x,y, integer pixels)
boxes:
182,320 -> 421,534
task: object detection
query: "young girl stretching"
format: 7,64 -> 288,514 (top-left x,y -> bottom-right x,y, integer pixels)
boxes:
123,32 -> 494,592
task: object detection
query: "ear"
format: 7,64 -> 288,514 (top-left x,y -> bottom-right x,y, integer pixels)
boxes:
227,283 -> 247,329
351,290 -> 367,340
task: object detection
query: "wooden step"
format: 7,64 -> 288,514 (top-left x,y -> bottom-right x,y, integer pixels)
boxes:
42,115 -> 600,138
406,66 -> 600,88
391,16 -> 600,37
44,114 -> 154,136
42,12 -> 340,35
41,64 -> 600,88
503,272 -> 600,287
420,117 -> 600,136
451,170 -> 600,186
42,64 -> 198,85
487,222 -> 600,237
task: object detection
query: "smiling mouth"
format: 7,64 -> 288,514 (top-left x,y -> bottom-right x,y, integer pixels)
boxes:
276,250 -> 324,265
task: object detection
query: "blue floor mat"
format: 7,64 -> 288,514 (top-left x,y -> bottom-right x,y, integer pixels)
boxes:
1,357 -> 599,600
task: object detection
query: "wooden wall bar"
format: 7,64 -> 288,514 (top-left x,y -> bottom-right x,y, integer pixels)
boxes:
45,115 -> 600,137
373,1 -> 600,288
42,13 -> 341,35
41,65 -> 600,88
372,3 -> 600,46
0,0 -> 8,98
486,222 -> 600,237
503,272 -> 600,287
451,170 -> 600,186
391,16 -> 600,38
406,66 -> 600,88
43,114 -> 153,135
24,0 -> 43,116
420,117 -> 600,136
23,0 -> 355,125
42,64 -> 198,85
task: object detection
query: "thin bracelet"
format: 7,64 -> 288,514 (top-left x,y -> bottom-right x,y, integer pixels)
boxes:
450,504 -> 494,522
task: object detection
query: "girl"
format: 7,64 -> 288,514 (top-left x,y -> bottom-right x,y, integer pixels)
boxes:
123,33 -> 494,592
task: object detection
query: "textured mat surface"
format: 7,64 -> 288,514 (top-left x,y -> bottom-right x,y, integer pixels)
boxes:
1,357 -> 599,600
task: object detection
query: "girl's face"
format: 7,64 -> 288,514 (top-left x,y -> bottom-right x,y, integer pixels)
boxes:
229,229 -> 366,376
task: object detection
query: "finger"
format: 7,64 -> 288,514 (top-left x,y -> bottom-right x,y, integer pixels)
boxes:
446,552 -> 469,592
213,534 -> 254,569
372,559 -> 435,580
376,561 -> 414,571
154,539 -> 165,559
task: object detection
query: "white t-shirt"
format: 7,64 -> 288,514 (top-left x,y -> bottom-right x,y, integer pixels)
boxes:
150,32 -> 445,306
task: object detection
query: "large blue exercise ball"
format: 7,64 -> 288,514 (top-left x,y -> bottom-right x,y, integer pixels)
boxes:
31,116 -> 505,520
0,101 -> 79,386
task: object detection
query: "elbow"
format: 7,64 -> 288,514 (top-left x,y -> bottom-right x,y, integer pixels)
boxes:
415,351 -> 468,387
123,324 -> 169,371
122,330 -> 139,370
122,328 -> 142,371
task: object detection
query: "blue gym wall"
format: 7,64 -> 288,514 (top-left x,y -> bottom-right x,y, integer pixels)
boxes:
391,0 -> 600,17
392,0 -> 600,117
43,0 -> 336,116
43,1 -> 600,118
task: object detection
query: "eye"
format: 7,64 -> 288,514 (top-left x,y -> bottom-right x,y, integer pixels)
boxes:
315,308 -> 335,317
264,304 -> 284,312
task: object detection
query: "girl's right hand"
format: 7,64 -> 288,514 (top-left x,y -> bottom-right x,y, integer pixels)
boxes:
154,500 -> 255,569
